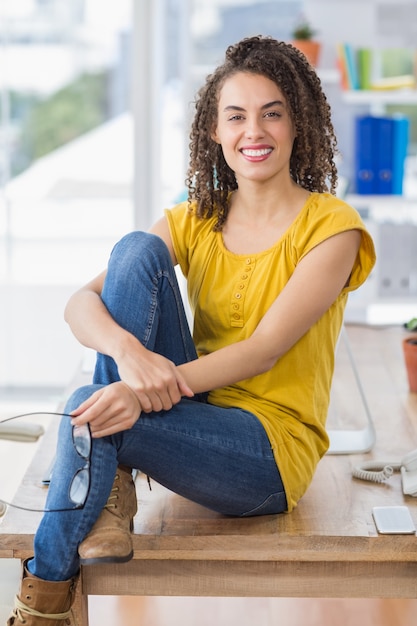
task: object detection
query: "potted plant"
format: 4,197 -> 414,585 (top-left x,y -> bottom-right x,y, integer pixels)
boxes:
404,317 -> 417,332
403,336 -> 417,393
291,17 -> 321,67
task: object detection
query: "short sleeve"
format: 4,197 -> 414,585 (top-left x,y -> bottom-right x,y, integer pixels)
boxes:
165,201 -> 219,280
293,194 -> 376,293
165,202 -> 193,277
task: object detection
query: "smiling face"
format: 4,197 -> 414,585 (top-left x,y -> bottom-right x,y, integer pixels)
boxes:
212,72 -> 296,187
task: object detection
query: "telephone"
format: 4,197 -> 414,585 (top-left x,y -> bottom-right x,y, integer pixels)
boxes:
353,449 -> 417,497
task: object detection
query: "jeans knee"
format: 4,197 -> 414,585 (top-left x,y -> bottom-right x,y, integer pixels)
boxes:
64,384 -> 104,414
111,231 -> 171,270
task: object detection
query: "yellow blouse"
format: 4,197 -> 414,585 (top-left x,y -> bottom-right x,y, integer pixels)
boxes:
166,193 -> 376,511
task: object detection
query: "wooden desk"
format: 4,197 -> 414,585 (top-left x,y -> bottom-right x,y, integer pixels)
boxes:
1,325 -> 417,625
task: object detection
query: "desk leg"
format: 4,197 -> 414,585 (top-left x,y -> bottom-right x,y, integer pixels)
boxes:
73,573 -> 89,626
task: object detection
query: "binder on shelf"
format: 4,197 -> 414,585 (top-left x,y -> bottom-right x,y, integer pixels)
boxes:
392,115 -> 410,195
375,116 -> 394,194
355,116 -> 376,194
354,114 -> 410,196
336,43 -> 349,90
343,43 -> 359,90
357,48 -> 373,90
336,43 -> 359,90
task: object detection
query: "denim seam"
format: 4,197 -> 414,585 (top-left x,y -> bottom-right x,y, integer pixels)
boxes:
144,269 -> 195,363
137,418 -> 275,461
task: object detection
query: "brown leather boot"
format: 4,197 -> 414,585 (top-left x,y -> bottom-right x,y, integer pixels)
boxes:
7,558 -> 78,625
78,464 -> 137,565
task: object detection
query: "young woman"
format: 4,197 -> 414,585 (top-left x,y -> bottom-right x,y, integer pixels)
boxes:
9,35 -> 375,625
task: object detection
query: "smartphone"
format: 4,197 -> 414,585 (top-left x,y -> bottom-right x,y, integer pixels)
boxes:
372,506 -> 416,534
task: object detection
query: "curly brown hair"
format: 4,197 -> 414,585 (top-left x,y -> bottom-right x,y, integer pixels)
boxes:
186,35 -> 338,231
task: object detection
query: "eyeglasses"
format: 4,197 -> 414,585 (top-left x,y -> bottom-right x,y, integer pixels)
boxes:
0,412 -> 91,513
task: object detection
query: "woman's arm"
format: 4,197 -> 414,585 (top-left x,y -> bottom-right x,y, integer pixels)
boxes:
64,217 -> 192,421
177,229 -> 362,393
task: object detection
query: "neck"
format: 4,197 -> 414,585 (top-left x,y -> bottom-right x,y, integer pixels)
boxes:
230,179 -> 309,222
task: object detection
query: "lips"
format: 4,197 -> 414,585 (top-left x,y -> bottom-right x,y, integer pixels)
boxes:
240,147 -> 273,159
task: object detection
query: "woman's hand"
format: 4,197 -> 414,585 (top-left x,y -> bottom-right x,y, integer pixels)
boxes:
70,381 -> 142,438
115,340 -> 194,413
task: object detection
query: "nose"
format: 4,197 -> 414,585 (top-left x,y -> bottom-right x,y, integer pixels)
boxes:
244,116 -> 265,139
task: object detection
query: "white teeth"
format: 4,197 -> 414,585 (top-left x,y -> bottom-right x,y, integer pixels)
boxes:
241,148 -> 272,157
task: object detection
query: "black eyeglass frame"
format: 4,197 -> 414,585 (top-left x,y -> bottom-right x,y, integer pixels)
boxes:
0,412 -> 91,513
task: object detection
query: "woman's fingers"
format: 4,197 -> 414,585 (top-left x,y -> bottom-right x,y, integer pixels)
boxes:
118,349 -> 194,413
71,382 -> 141,436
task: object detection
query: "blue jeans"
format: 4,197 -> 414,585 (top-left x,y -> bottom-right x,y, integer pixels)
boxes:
30,232 -> 287,581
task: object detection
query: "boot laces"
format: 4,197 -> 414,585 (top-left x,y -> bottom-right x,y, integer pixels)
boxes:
12,596 -> 74,623
104,473 -> 120,510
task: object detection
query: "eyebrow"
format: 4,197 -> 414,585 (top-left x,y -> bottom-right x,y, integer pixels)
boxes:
223,100 -> 285,112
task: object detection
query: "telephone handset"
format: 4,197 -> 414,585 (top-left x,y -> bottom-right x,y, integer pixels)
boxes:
353,448 -> 417,497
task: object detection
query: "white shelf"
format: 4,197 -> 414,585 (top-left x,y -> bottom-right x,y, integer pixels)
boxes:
347,194 -> 417,206
342,89 -> 417,106
346,194 -> 417,224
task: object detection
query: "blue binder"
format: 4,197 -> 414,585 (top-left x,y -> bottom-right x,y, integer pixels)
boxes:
375,116 -> 394,194
355,115 -> 409,195
355,116 -> 376,194
392,115 -> 409,195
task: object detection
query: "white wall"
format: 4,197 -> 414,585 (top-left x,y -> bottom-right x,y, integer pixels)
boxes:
0,284 -> 82,387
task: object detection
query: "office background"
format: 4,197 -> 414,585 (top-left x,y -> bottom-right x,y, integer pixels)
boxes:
0,1 -> 416,622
